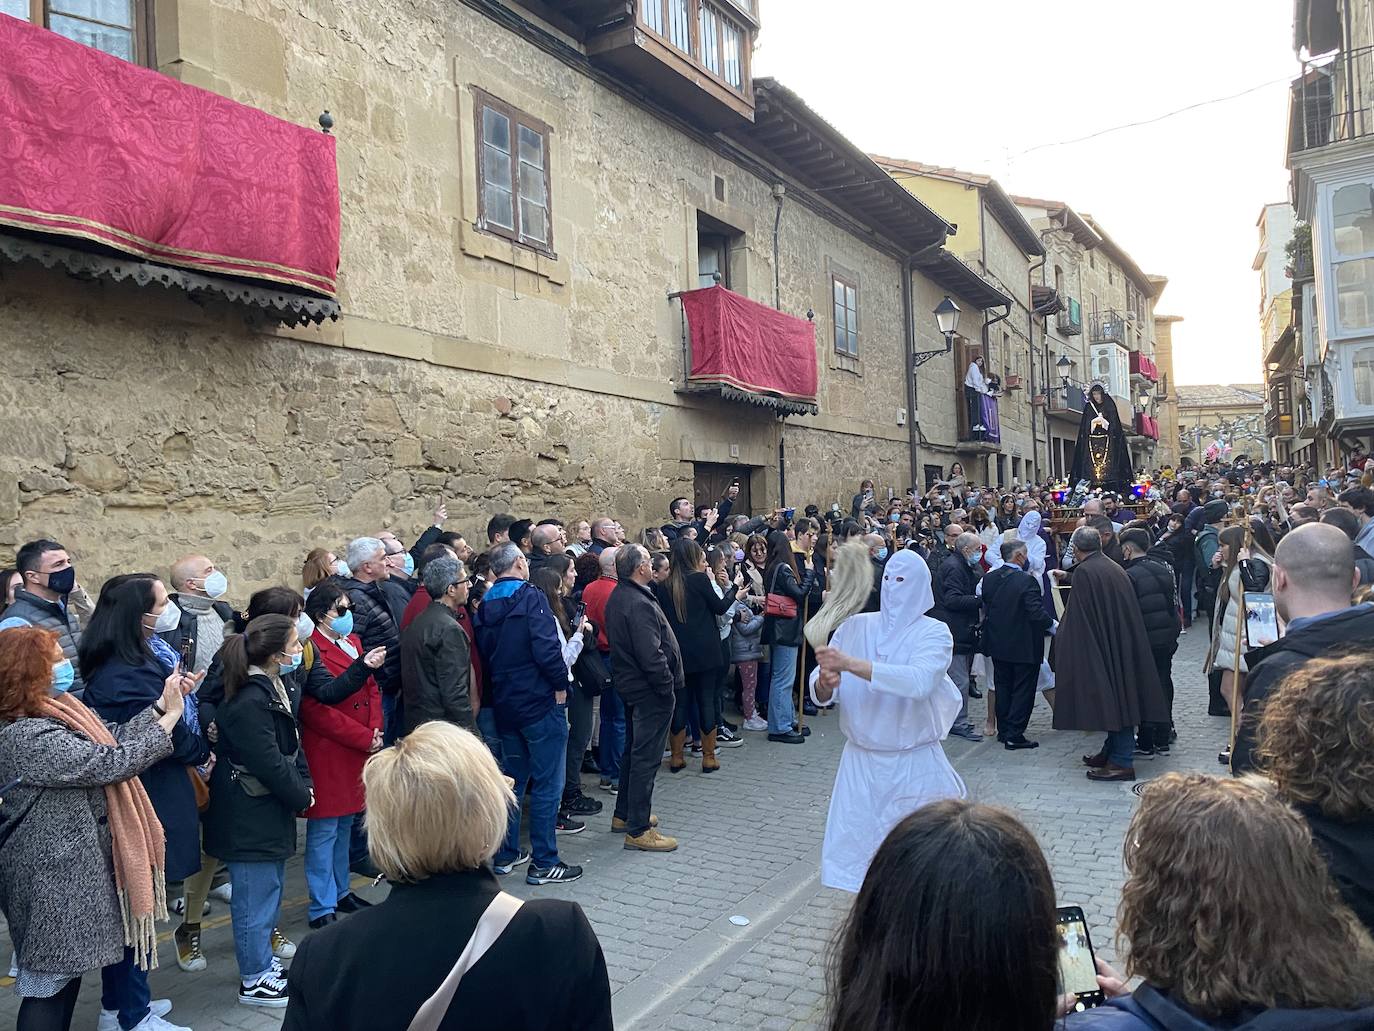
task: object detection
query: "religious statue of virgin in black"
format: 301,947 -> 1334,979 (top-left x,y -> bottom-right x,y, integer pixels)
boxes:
1069,383 -> 1135,493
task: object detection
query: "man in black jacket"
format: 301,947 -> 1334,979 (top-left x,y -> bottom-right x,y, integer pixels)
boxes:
604,544 -> 683,853
1232,523 -> 1372,774
399,557 -> 473,735
342,536 -> 405,741
1120,529 -> 1182,757
932,531 -> 983,741
661,484 -> 736,543
980,539 -> 1053,750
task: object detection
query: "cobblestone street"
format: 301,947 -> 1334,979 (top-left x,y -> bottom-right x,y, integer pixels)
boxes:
1,630 -> 1222,1030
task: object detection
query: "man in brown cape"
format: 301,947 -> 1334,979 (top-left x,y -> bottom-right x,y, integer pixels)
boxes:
1050,526 -> 1166,782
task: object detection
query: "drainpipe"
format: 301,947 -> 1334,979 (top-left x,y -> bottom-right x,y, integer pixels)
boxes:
1028,252 -> 1047,480
773,184 -> 786,506
902,255 -> 919,491
982,302 -> 1013,484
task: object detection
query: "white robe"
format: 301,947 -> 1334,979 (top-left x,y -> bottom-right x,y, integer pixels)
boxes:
809,605 -> 966,893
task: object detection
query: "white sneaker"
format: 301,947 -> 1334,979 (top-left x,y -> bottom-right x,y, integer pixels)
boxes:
742,716 -> 769,732
7,952 -> 16,978
98,999 -> 174,1031
209,881 -> 232,903
170,897 -> 210,918
128,1009 -> 190,1031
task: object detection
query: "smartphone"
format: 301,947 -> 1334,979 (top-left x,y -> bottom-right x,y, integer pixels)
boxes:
178,633 -> 196,673
1056,906 -> 1105,1011
572,602 -> 587,628
784,507 -> 795,519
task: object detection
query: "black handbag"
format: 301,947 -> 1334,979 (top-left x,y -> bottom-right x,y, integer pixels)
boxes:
572,644 -> 611,698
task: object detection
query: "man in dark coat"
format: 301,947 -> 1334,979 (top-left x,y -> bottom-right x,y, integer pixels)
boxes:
1050,526 -> 1166,782
341,536 -> 405,741
604,544 -> 684,852
399,557 -> 474,735
980,538 -> 1053,750
1120,529 -> 1182,757
932,530 -> 983,741
1232,523 -> 1373,774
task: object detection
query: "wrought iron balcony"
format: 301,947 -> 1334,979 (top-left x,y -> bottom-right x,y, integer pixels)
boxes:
1289,44 -> 1374,156
1046,383 -> 1086,420
1056,296 -> 1082,336
1089,309 -> 1130,347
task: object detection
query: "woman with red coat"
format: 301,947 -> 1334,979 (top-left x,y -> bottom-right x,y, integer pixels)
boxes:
301,582 -> 384,929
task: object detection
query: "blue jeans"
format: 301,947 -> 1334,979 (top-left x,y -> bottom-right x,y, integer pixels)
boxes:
476,706 -> 504,769
767,645 -> 798,734
1104,727 -> 1136,769
597,681 -> 625,781
496,707 -> 569,870
305,814 -> 354,920
226,859 -> 286,982
100,948 -> 149,1029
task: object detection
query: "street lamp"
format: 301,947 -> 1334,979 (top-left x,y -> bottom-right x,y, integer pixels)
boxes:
933,296 -> 961,351
1138,389 -> 1151,411
1056,354 -> 1072,386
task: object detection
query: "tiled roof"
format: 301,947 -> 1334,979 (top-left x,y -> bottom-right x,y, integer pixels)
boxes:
1175,384 -> 1265,407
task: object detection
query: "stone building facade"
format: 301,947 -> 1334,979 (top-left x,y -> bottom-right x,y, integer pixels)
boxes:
0,0 -> 979,589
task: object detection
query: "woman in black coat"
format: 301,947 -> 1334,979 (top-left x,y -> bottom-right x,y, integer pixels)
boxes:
761,530 -> 816,744
78,575 -> 207,1030
657,539 -> 741,772
203,614 -> 313,1010
284,721 -> 611,1031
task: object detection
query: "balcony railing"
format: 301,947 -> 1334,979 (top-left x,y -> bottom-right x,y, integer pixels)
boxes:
1046,383 -> 1087,418
1129,351 -> 1158,382
1267,411 -> 1295,438
1057,297 -> 1082,336
956,390 -> 1001,447
1089,309 -> 1131,347
1290,45 -> 1374,155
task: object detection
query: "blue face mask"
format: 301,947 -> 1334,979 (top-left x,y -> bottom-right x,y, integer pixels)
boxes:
966,552 -> 983,568
329,610 -> 354,637
876,547 -> 889,561
889,513 -> 900,523
733,549 -> 745,562
51,659 -> 74,696
279,650 -> 303,675
402,553 -> 416,577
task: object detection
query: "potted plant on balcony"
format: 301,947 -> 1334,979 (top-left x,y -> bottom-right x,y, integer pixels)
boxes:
1004,374 -> 1023,390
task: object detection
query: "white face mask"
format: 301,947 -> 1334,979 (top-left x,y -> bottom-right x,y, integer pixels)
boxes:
151,601 -> 181,634
334,559 -> 352,577
201,570 -> 229,599
296,613 -> 315,642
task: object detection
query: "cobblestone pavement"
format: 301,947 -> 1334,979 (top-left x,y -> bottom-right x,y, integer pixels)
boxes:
1,629 -> 1223,1030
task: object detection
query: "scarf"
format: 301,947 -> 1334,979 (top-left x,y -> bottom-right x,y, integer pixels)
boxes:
39,693 -> 167,970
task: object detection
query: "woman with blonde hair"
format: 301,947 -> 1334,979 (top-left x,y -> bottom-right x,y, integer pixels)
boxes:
1070,773 -> 1374,1028
301,548 -> 347,598
1205,523 -> 1273,723
283,722 -> 611,1031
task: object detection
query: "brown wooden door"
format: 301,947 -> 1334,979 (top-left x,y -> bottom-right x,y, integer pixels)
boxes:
693,463 -> 753,517
954,336 -> 985,441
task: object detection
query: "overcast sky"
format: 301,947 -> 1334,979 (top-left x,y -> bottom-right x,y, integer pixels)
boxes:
753,0 -> 1295,386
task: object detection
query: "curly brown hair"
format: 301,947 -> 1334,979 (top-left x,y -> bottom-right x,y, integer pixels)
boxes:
1257,654 -> 1374,820
0,627 -> 62,721
1119,773 -> 1374,1018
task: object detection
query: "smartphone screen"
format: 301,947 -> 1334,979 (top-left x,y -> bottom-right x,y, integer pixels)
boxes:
1056,907 -> 1105,1011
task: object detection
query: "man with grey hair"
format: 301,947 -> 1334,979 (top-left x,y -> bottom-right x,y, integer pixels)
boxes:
341,536 -> 406,740
399,557 -> 473,735
474,542 -> 583,884
581,546 -> 624,794
1051,525 -> 1165,782
1231,523 -> 1373,773
932,529 -> 986,740
605,544 -> 682,852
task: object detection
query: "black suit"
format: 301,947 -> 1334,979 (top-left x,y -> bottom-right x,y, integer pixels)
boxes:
284,868 -> 612,1031
980,563 -> 1053,742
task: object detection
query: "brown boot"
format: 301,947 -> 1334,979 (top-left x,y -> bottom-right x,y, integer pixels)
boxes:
701,729 -> 720,773
624,828 -> 678,852
668,729 -> 686,772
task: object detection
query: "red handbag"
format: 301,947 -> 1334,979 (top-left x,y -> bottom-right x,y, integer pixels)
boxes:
764,567 -> 798,619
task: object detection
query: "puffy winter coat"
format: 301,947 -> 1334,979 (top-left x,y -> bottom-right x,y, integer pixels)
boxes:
1123,556 -> 1181,654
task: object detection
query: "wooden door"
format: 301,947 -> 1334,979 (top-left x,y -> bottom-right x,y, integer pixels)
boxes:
954,336 -> 986,441
693,463 -> 753,516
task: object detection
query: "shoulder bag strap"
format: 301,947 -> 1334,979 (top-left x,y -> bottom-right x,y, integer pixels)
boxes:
406,891 -> 524,1031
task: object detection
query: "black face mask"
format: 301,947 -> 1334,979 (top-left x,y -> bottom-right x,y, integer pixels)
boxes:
44,566 -> 76,596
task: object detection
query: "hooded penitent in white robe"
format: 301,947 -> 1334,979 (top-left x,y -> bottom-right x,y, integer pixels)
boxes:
809,550 -> 966,893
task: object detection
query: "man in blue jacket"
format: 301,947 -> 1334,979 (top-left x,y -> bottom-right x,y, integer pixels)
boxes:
474,542 -> 583,886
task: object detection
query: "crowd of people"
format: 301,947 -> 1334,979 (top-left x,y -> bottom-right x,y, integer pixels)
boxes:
0,448 -> 1370,1031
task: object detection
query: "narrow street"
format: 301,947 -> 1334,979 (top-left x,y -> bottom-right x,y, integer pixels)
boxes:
0,630 -> 1221,1031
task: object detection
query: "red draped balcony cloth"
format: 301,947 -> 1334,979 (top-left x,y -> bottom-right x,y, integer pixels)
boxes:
0,14 -> 339,297
679,285 -> 818,408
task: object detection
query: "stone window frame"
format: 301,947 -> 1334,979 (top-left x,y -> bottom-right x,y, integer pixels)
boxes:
472,87 -> 555,257
830,265 -> 859,358
10,0 -> 155,65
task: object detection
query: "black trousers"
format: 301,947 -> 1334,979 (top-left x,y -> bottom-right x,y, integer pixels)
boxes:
1139,646 -> 1176,749
613,689 -> 673,837
17,975 -> 81,1031
993,659 -> 1038,741
563,683 -> 594,802
671,668 -> 722,737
